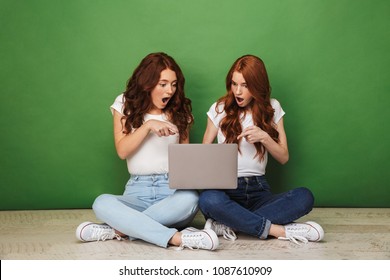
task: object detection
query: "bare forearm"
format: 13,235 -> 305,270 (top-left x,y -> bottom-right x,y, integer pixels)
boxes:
115,123 -> 151,159
203,118 -> 218,144
237,121 -> 289,165
261,135 -> 289,164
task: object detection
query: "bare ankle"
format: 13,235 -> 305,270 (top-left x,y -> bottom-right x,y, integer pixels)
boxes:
268,224 -> 285,238
168,232 -> 182,246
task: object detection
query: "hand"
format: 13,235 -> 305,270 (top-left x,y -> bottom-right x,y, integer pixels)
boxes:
237,126 -> 269,144
146,120 -> 178,137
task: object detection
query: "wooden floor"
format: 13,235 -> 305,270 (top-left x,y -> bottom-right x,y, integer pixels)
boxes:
0,208 -> 389,260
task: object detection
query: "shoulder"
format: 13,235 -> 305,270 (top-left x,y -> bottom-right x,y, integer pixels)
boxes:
207,101 -> 224,115
270,98 -> 282,110
208,101 -> 225,113
207,101 -> 226,127
270,98 -> 286,122
114,93 -> 125,104
110,93 -> 125,115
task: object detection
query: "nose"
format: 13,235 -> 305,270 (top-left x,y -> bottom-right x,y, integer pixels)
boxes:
236,85 -> 242,95
167,85 -> 174,94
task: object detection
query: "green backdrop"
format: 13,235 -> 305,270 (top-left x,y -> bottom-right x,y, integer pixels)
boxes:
1,0 -> 389,210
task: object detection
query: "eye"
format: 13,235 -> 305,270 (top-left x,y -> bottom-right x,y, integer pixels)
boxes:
159,83 -> 167,87
172,83 -> 177,88
231,81 -> 237,86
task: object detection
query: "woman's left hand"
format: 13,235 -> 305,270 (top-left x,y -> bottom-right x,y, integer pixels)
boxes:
237,126 -> 269,144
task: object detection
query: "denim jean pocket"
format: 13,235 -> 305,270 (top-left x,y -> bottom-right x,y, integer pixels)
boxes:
126,176 -> 137,185
254,176 -> 271,191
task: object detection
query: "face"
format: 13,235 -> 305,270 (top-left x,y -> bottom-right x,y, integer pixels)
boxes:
149,68 -> 177,114
231,71 -> 253,108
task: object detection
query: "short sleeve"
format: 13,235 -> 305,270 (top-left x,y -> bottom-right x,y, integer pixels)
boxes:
110,94 -> 125,115
271,98 -> 285,124
206,102 -> 226,129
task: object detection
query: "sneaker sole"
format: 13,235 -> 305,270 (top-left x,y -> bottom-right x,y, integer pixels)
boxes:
202,229 -> 219,250
306,221 -> 325,242
75,221 -> 94,242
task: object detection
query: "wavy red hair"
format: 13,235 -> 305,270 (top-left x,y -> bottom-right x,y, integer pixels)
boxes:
122,52 -> 193,142
216,55 -> 279,160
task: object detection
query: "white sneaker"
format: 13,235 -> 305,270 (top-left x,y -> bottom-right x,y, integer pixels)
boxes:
179,228 -> 219,250
76,221 -> 122,242
180,227 -> 198,234
204,218 -> 237,241
279,221 -> 324,245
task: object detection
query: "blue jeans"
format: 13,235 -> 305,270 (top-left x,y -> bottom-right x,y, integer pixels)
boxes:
199,176 -> 314,239
92,174 -> 199,248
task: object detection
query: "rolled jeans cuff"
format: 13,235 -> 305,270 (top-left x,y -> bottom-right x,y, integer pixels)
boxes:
259,219 -> 272,239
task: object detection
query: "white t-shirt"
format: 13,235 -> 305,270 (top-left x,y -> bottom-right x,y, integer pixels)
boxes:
207,98 -> 285,177
110,94 -> 179,175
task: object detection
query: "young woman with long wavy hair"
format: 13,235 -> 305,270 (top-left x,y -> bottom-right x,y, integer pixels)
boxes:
76,53 -> 218,250
199,55 -> 324,244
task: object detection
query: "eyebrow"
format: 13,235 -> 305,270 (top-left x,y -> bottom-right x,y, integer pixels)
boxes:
232,79 -> 247,85
159,79 -> 177,83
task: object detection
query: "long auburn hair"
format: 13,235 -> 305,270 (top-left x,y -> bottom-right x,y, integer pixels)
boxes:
122,52 -> 193,142
216,55 -> 279,160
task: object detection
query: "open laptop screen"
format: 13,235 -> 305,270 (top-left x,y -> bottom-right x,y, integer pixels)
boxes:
168,144 -> 238,189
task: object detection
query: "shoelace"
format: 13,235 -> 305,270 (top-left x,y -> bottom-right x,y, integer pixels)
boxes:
92,227 -> 121,242
222,228 -> 237,241
177,233 -> 206,250
213,222 -> 237,241
278,236 -> 308,245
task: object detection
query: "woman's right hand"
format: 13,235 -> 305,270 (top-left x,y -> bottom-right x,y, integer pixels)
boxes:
113,111 -> 179,159
145,119 -> 178,137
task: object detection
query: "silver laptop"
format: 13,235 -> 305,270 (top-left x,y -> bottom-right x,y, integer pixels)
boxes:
168,144 -> 238,189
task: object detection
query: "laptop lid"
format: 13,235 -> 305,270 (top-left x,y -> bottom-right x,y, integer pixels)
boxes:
168,144 -> 238,189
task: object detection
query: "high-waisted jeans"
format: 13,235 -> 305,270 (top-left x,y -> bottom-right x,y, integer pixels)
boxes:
199,176 -> 314,239
92,174 -> 199,248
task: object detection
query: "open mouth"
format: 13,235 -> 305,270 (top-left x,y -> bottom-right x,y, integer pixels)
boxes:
162,97 -> 170,104
236,97 -> 244,103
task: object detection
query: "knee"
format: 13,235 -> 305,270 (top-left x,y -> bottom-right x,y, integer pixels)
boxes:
175,190 -> 199,205
92,194 -> 114,213
199,190 -> 225,212
171,190 -> 199,215
297,187 -> 315,211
